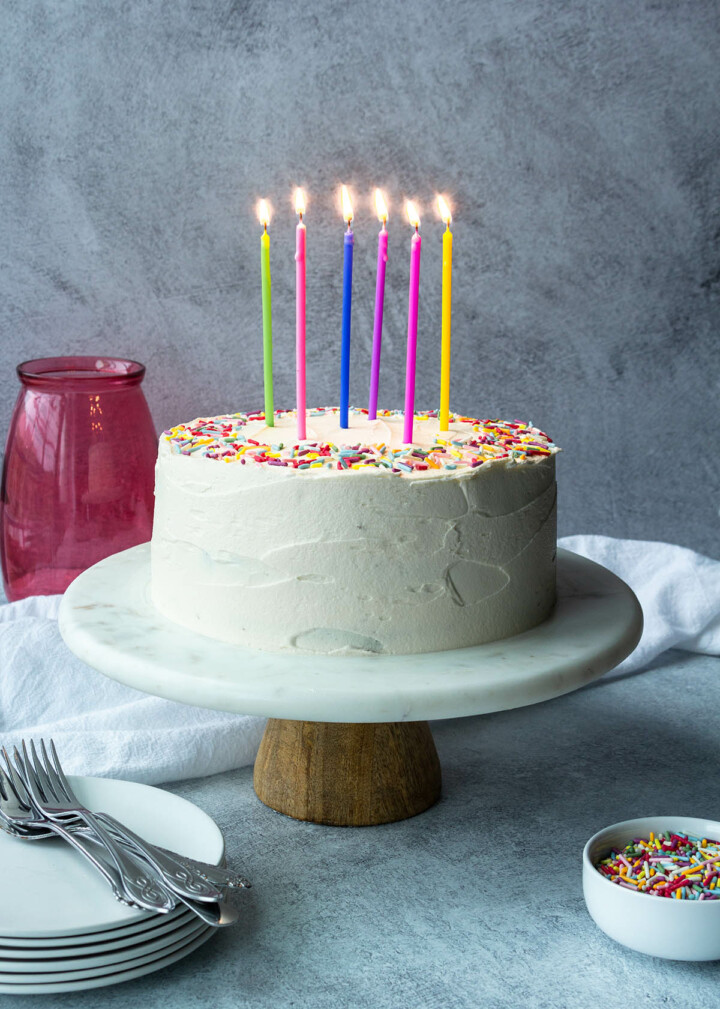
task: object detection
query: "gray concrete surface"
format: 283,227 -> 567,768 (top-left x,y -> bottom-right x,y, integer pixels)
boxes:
1,1 -> 719,555
3,649 -> 719,1008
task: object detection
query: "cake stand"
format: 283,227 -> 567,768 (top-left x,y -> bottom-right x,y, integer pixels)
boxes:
58,545 -> 642,827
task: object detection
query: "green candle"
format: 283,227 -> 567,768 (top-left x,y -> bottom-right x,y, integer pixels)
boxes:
258,199 -> 274,427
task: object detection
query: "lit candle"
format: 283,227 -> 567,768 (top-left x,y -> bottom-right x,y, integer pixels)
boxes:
340,185 -> 354,429
437,195 -> 453,432
295,188 -> 307,441
403,201 -> 421,444
368,188 -> 388,420
258,199 -> 273,427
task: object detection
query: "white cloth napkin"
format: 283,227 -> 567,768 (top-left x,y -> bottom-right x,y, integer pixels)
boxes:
0,594 -> 265,784
1,536 -> 718,784
559,535 -> 720,674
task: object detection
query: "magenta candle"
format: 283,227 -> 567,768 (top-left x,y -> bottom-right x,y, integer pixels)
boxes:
403,202 -> 422,444
295,189 -> 307,441
339,185 -> 354,429
368,189 -> 389,420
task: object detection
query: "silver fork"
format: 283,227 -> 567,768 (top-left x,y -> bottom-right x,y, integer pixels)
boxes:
0,787 -> 240,924
41,739 -> 227,903
20,741 -> 239,927
15,741 -> 176,914
0,761 -> 133,907
4,745 -> 241,929
0,814 -> 251,891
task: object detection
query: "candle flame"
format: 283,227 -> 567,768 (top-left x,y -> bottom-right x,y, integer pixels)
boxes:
295,188 -> 306,217
257,199 -> 271,227
406,200 -> 420,229
436,195 -> 452,226
374,188 -> 388,223
340,185 -> 353,225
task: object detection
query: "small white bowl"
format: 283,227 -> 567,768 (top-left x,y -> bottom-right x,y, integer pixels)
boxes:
583,815 -> 720,960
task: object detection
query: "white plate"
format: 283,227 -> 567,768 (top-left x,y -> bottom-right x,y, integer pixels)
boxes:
0,915 -> 206,970
0,927 -> 214,992
0,905 -> 191,949
0,776 -> 224,939
0,909 -> 194,955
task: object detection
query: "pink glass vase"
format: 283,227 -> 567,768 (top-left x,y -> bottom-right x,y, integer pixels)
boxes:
0,357 -> 157,601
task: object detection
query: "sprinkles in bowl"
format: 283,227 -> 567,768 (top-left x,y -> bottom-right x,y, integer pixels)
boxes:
596,831 -> 720,899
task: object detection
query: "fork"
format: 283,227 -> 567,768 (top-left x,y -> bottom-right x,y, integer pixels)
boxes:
20,741 -> 240,926
13,742 -> 176,914
0,763 -> 133,907
39,739 -> 228,903
0,790 -> 239,926
0,813 -> 251,891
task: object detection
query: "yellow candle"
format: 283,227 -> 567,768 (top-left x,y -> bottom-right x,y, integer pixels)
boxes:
257,199 -> 274,427
438,196 -> 453,432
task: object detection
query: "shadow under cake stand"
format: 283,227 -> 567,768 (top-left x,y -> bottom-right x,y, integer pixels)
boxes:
58,545 -> 642,827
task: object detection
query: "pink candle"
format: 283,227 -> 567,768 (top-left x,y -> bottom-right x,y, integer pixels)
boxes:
368,189 -> 388,420
403,202 -> 422,444
295,189 -> 307,441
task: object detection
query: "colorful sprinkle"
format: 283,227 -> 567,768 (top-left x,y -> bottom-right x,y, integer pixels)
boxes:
596,832 -> 720,899
161,407 -> 558,477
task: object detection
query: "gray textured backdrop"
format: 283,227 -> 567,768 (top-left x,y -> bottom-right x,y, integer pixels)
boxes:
1,0 -> 718,555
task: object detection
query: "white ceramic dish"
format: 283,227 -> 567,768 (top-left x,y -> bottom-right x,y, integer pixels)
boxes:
0,904 -> 190,948
0,927 -> 215,994
0,909 -> 194,957
0,775 -> 224,939
0,922 -> 209,981
0,907 -> 191,950
0,916 -> 207,973
583,815 -> 720,960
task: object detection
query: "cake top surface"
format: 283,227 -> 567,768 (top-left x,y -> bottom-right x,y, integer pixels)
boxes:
160,407 -> 558,478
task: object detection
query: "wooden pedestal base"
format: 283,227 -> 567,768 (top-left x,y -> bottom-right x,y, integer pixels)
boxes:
253,719 -> 442,826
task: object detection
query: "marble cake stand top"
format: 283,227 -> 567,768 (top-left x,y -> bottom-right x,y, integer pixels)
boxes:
59,545 -> 642,724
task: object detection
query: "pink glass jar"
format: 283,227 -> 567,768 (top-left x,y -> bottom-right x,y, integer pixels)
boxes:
0,357 -> 157,601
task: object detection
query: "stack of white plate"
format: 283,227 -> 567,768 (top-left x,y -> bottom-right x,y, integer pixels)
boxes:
0,776 -> 225,994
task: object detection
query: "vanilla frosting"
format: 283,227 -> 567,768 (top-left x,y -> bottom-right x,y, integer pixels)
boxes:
151,409 -> 559,655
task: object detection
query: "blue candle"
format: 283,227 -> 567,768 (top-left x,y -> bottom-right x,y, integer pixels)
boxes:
340,185 -> 354,429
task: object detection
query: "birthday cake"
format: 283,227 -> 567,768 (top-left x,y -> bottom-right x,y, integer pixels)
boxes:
150,407 -> 559,656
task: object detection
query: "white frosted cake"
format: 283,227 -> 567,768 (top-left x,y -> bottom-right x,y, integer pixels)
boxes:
151,407 -> 559,656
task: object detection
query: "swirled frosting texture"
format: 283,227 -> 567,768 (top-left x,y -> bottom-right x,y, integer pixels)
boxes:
151,409 -> 559,655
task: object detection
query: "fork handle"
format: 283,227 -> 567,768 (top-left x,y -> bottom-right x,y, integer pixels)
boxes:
76,810 -> 177,913
40,818 -> 130,906
53,821 -> 249,889
170,891 -> 239,928
157,848 -> 251,890
96,812 -> 226,903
